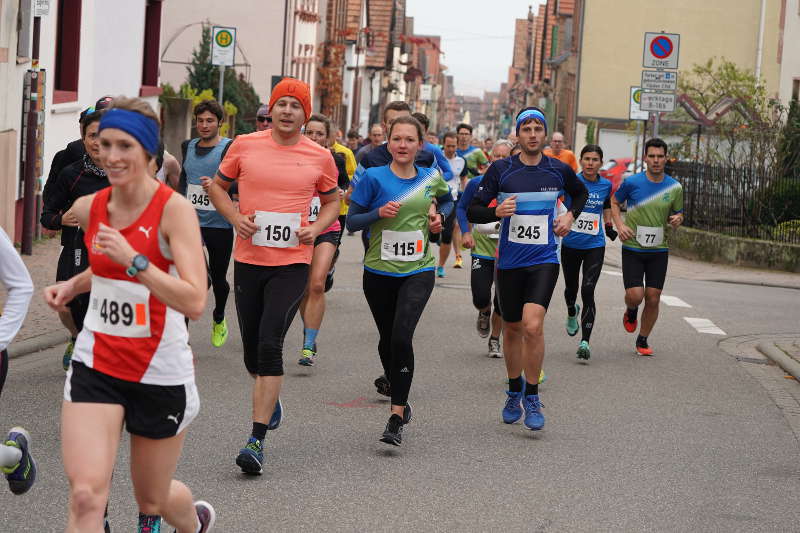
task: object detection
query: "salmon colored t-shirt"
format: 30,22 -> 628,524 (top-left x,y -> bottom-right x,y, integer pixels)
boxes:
217,130 -> 338,266
543,148 -> 579,172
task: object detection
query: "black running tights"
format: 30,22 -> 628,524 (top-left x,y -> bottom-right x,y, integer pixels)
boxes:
561,245 -> 605,342
201,227 -> 234,323
363,269 -> 435,406
0,349 -> 7,399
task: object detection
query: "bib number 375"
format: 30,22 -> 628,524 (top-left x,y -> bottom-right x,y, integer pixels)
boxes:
509,214 -> 548,245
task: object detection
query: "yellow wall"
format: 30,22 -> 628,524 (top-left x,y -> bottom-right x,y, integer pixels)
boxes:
578,0 -> 782,121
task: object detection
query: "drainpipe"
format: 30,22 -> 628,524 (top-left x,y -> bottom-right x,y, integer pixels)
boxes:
755,0 -> 766,79
282,0 -> 289,76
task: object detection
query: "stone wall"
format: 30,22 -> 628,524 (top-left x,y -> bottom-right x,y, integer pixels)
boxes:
670,226 -> 800,273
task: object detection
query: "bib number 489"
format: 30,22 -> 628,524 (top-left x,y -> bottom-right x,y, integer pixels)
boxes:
99,298 -> 144,327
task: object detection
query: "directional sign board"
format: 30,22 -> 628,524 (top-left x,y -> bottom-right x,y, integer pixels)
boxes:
640,91 -> 677,113
643,32 -> 680,69
211,26 -> 236,67
641,70 -> 677,91
629,87 -> 649,120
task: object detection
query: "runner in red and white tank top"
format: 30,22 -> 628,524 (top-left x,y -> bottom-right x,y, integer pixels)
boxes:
73,182 -> 194,384
45,98 -> 215,533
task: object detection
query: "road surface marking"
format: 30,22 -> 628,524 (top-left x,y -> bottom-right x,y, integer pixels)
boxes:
684,317 -> 726,335
602,270 -> 623,277
661,295 -> 692,308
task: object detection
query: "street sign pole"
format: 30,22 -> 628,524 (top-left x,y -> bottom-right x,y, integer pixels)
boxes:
653,112 -> 660,138
218,65 -> 225,103
211,26 -> 236,103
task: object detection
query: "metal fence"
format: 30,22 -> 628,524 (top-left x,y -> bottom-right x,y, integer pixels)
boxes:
667,161 -> 800,245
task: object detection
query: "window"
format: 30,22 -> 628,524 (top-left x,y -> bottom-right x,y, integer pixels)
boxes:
54,0 -> 81,103
551,25 -> 559,57
140,0 -> 162,96
793,79 -> 799,102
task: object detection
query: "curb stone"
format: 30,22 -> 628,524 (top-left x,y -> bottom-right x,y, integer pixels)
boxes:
757,342 -> 800,382
7,331 -> 70,360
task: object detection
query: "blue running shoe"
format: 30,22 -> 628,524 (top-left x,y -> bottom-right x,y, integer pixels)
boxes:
236,437 -> 264,475
436,266 -> 445,278
2,427 -> 36,495
502,391 -> 523,424
523,394 -> 545,430
267,399 -> 283,430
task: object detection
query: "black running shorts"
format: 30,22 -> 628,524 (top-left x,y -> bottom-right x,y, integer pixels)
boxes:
314,230 -> 340,247
64,361 -> 200,439
621,248 -> 669,290
496,263 -> 560,322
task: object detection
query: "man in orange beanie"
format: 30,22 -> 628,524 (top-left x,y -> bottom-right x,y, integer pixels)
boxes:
208,76 -> 341,475
268,77 -> 312,122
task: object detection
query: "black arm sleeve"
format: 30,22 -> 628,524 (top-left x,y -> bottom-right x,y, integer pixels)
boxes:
40,167 -> 75,230
467,198 -> 499,224
603,197 -> 611,210
563,169 -> 588,218
333,152 -> 349,190
177,139 -> 190,196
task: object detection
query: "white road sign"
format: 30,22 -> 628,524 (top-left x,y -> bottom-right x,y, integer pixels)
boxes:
643,32 -> 680,69
642,70 -> 677,91
640,91 -> 677,113
211,26 -> 236,67
420,84 -> 432,101
629,87 -> 649,120
34,0 -> 50,16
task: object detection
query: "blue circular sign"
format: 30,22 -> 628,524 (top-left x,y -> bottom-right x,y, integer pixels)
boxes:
650,36 -> 673,59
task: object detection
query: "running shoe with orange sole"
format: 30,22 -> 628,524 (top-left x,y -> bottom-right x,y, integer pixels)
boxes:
623,311 -> 637,333
635,344 -> 654,356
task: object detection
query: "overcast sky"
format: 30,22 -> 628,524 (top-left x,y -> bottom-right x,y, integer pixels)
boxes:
405,0 -> 546,97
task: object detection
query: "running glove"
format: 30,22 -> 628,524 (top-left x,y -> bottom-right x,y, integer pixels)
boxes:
605,223 -> 618,241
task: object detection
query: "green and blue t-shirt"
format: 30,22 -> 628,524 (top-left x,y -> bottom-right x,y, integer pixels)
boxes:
350,165 -> 450,276
614,172 -> 683,252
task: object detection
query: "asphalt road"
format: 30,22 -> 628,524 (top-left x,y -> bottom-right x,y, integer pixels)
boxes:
2,235 -> 799,532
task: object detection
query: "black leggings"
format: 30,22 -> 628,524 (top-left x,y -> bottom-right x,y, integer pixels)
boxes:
470,256 -> 498,311
561,245 -> 605,342
363,269 -> 435,406
201,227 -> 234,323
0,349 -> 7,399
234,262 -> 309,376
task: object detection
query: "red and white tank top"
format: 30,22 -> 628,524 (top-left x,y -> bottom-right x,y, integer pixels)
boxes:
72,184 -> 194,385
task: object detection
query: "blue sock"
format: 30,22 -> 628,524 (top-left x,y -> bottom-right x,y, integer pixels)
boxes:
303,328 -> 319,350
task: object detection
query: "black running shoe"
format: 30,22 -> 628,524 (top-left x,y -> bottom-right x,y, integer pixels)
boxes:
374,375 -> 391,397
380,414 -> 404,446
402,403 -> 413,424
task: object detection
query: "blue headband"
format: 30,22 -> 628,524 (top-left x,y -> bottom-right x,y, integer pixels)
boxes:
98,108 -> 159,155
515,109 -> 547,135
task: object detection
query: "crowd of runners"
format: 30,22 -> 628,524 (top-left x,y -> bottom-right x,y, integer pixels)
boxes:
0,76 -> 684,532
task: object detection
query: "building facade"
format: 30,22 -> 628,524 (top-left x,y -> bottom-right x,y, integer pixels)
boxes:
2,0 -> 163,241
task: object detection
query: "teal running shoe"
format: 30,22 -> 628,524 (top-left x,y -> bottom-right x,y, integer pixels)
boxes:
565,304 -> 580,336
577,340 -> 591,361
436,266 -> 445,278
3,427 -> 36,495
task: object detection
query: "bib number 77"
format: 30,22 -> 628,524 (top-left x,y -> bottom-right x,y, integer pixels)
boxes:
636,225 -> 664,247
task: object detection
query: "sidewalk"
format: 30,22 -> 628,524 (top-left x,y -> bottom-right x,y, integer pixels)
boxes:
603,237 -> 800,289
2,235 -> 70,357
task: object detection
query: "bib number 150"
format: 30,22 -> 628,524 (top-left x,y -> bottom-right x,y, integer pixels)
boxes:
261,224 -> 293,243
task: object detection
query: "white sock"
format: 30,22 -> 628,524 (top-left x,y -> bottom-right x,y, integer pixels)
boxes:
0,443 -> 22,469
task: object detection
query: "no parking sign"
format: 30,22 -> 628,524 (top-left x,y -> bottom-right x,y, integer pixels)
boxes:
643,32 -> 680,69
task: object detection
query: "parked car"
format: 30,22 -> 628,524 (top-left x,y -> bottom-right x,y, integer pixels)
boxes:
598,158 -> 631,194
622,160 -> 647,180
